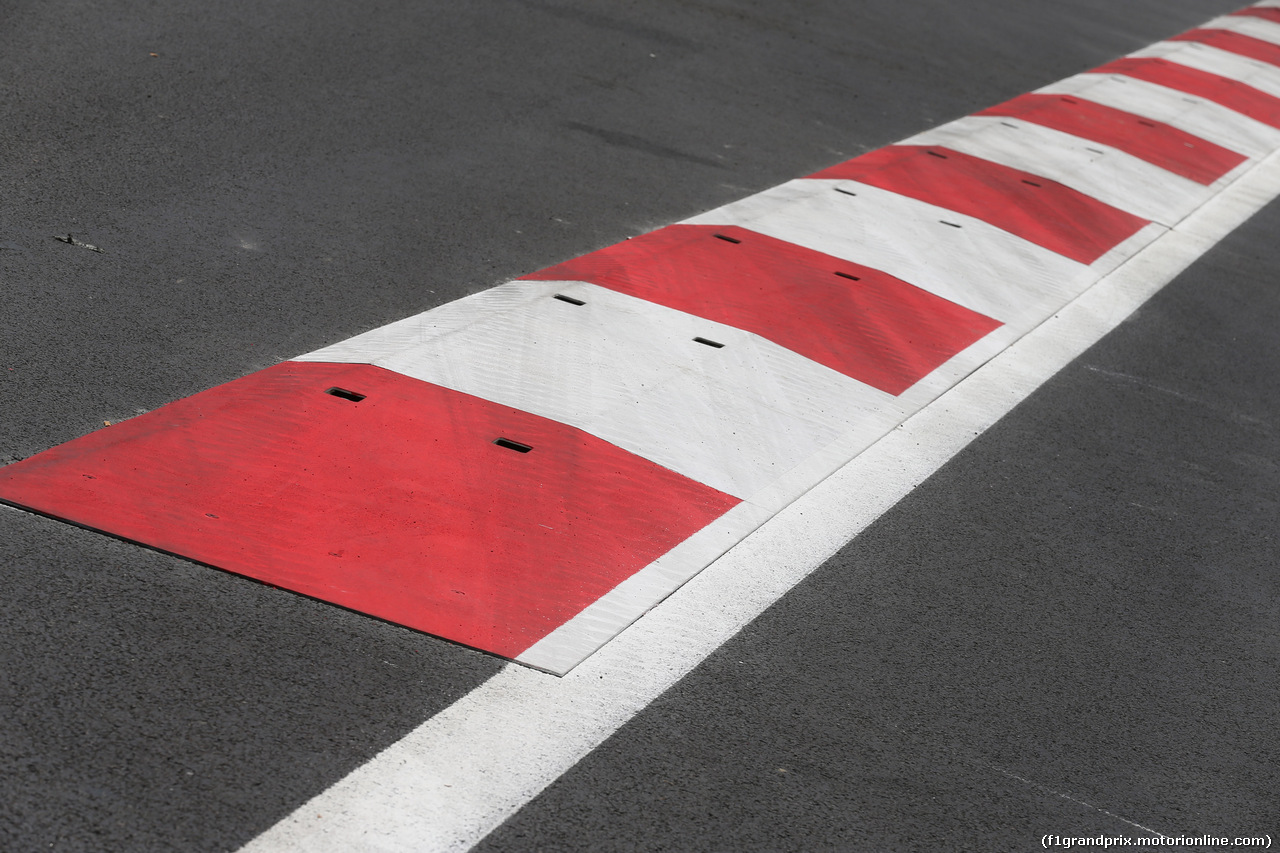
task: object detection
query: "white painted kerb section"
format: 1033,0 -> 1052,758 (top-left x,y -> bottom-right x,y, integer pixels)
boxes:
298,281 -> 894,500
1200,13 -> 1280,47
1129,40 -> 1280,97
1039,74 -> 1280,157
904,115 -> 1223,224
682,178 -> 1162,326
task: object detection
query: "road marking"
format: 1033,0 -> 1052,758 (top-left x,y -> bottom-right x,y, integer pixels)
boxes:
1130,40 -> 1280,97
808,144 -> 1152,263
905,116 -> 1222,222
7,6 -> 1280,680
6,5 -> 1280,843
232,4 -> 1280,847
298,279 -> 905,502
520,224 -> 999,396
1040,72 -> 1280,156
1233,4 -> 1280,26
1201,11 -> 1280,46
0,363 -> 740,659
683,178 -> 1138,325
1095,56 -> 1280,128
973,92 -> 1248,185
1173,27 -> 1280,67
238,143 -> 1280,853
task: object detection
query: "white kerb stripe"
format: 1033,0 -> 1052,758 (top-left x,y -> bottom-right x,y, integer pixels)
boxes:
298,280 -> 896,500
1128,40 -> 1280,98
1200,13 -> 1280,47
903,115 -> 1221,224
682,178 -> 1163,329
1039,73 -> 1280,157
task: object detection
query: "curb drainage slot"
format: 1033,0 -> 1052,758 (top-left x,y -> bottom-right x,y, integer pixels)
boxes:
494,438 -> 533,453
694,337 -> 725,348
713,233 -> 742,244
554,294 -> 586,305
326,387 -> 366,402
940,221 -> 962,228
926,150 -> 948,158
834,271 -> 861,281
834,187 -> 858,197
1022,179 -> 1041,187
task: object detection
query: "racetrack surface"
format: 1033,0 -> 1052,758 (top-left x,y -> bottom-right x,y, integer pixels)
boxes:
2,0 -> 1276,850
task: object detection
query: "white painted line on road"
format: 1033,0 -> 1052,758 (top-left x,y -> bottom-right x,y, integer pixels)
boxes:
237,138 -> 1280,853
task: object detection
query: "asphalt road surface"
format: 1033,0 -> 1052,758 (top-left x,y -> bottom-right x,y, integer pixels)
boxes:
2,0 -> 1276,850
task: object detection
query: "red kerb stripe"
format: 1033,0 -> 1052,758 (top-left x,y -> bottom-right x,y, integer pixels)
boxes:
976,92 -> 1246,185
1172,27 -> 1280,69
1231,6 -> 1280,25
1094,56 -> 1280,130
0,363 -> 739,659
523,224 -> 1000,396
808,145 -> 1150,264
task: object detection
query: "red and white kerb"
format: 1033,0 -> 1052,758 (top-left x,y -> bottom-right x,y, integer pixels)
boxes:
5,4 -> 1280,673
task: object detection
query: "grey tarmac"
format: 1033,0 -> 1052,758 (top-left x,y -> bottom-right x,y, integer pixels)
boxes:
1,0 -> 1274,850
